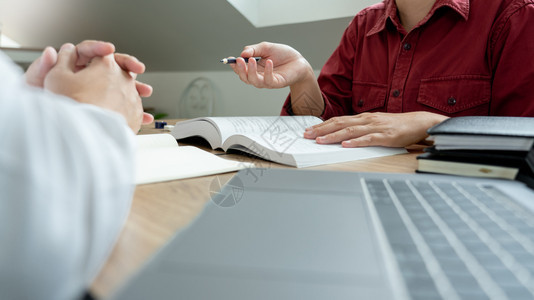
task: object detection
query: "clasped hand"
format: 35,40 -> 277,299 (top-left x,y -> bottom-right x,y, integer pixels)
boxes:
25,40 -> 154,132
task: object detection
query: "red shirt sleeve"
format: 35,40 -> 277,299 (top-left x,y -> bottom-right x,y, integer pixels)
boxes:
489,3 -> 534,117
316,21 -> 359,120
280,21 -> 358,119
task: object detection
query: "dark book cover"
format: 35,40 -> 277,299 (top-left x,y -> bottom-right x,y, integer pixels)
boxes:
417,147 -> 534,188
427,116 -> 534,137
421,147 -> 529,167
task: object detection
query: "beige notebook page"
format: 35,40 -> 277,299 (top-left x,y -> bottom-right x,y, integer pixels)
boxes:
135,134 -> 253,185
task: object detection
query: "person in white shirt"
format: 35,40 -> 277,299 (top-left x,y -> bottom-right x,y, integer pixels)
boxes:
0,41 -> 153,300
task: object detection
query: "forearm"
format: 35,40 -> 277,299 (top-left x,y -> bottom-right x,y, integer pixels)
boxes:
289,67 -> 324,116
0,56 -> 135,299
1,105 -> 135,299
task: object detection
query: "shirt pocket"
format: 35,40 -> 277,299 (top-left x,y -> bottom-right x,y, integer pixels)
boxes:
352,82 -> 387,113
417,75 -> 491,115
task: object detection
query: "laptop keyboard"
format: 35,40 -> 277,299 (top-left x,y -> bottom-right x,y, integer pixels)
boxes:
364,179 -> 534,300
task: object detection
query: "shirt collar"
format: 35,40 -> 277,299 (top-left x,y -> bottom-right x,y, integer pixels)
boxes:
367,0 -> 470,37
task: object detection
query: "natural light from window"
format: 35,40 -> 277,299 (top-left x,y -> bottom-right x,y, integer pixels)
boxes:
227,0 -> 381,27
1,34 -> 21,48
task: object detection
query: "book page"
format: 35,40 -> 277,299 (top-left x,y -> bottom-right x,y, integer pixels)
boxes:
135,134 -> 253,185
224,132 -> 407,168
171,119 -> 223,149
136,133 -> 179,150
208,116 -> 322,144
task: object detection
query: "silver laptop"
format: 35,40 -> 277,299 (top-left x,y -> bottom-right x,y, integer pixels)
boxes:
111,169 -> 534,300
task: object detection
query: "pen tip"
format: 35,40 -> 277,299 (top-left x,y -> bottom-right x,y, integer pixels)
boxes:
220,58 -> 228,64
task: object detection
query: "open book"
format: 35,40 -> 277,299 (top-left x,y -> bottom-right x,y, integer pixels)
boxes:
135,134 -> 253,185
170,116 -> 407,168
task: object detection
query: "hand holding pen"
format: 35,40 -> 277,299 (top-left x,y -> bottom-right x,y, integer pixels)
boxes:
221,42 -> 315,89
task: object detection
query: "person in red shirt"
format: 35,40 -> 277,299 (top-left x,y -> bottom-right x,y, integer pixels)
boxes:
228,0 -> 534,148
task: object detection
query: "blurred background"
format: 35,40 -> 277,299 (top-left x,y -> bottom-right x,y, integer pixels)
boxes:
0,0 -> 379,119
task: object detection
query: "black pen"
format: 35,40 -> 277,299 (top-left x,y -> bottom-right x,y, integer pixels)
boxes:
220,57 -> 261,64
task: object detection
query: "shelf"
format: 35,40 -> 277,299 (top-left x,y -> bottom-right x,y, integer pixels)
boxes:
1,47 -> 42,69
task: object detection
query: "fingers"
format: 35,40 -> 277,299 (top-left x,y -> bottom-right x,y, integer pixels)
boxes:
263,59 -> 275,87
25,46 -> 58,87
227,56 -> 238,71
304,117 -> 364,139
246,56 -> 262,87
303,112 -> 431,148
85,54 -> 118,71
142,112 -> 154,125
88,53 -> 152,99
136,81 -> 153,97
315,124 -> 372,145
311,122 -> 388,147
115,53 -> 145,74
241,42 -> 271,59
241,45 -> 256,58
76,41 -> 146,75
235,57 -> 250,84
302,115 -> 378,146
231,56 -> 276,88
342,133 -> 387,148
41,47 -> 59,70
246,57 -> 277,88
55,43 -> 78,72
76,40 -> 115,67
228,42 -> 277,88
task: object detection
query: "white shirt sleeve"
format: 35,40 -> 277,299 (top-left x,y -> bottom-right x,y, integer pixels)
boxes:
0,52 -> 136,299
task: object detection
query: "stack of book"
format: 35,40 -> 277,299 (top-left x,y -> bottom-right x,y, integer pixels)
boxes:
417,116 -> 534,187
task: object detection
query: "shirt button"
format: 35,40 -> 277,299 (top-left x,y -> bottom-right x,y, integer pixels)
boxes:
358,99 -> 364,107
392,89 -> 400,97
448,97 -> 457,106
403,43 -> 412,51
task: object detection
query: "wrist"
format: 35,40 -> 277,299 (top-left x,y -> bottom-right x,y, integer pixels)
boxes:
424,112 -> 449,128
293,58 -> 315,86
289,63 -> 324,116
416,111 -> 449,142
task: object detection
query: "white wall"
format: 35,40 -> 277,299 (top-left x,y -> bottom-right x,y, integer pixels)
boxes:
138,71 -> 291,118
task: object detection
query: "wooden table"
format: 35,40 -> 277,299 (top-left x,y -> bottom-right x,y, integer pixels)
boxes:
90,120 -> 423,298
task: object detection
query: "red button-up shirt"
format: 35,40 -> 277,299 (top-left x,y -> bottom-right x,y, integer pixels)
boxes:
281,0 -> 534,120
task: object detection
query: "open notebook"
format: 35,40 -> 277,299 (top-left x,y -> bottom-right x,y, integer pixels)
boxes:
135,134 -> 253,185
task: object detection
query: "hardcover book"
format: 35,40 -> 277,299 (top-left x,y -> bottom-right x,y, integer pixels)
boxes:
427,116 -> 534,151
